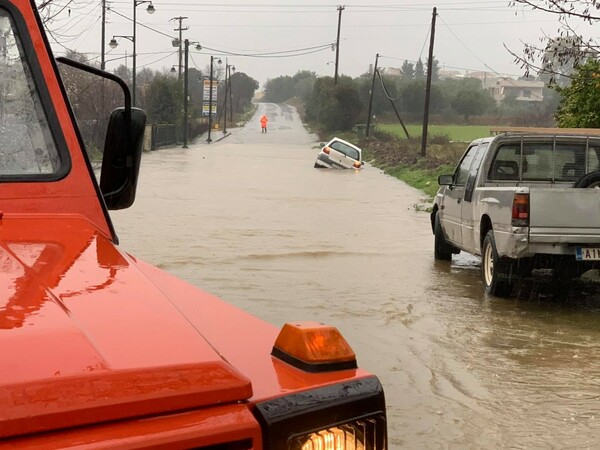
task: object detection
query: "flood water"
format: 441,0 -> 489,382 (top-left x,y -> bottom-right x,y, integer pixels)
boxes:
112,103 -> 600,449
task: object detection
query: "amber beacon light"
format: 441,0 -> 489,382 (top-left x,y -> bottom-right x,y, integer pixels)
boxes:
272,322 -> 358,372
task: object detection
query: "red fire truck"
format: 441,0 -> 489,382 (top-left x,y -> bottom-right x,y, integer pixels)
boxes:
0,1 -> 387,448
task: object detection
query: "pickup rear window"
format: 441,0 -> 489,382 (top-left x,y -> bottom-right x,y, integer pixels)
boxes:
0,9 -> 62,177
489,142 -> 600,182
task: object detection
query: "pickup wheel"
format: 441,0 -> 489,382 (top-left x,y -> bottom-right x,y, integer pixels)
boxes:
434,213 -> 454,261
481,230 -> 514,297
574,171 -> 600,188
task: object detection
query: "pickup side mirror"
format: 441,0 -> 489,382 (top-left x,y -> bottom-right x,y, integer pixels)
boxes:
438,174 -> 454,186
100,108 -> 146,210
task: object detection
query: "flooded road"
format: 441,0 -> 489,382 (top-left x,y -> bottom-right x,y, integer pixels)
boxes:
112,103 -> 600,449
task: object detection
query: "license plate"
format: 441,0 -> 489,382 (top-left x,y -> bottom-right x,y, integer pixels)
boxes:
576,247 -> 600,261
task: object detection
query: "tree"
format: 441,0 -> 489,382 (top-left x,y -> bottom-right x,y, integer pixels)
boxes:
136,67 -> 157,111
292,70 -> 317,101
401,80 -> 424,115
510,0 -> 600,79
401,61 -> 415,80
426,57 -> 440,81
58,50 -> 122,158
304,76 -> 363,132
146,74 -> 181,124
415,58 -> 425,80
451,89 -> 490,121
555,58 -> 600,127
230,72 -> 259,114
264,76 -> 295,103
113,64 -> 132,86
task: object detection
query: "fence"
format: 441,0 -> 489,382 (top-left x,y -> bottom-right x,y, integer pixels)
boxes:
144,121 -> 211,151
150,124 -> 177,150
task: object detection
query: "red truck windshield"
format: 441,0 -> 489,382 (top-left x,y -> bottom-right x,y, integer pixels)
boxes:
0,9 -> 62,176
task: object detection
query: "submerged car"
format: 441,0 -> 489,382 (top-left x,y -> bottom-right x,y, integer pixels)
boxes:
314,137 -> 364,169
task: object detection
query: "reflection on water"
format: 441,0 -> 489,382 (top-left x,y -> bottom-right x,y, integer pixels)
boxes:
111,104 -> 600,449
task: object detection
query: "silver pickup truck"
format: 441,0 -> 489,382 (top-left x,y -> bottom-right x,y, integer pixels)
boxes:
432,130 -> 600,297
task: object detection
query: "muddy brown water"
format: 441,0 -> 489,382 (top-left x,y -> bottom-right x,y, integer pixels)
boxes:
112,103 -> 600,449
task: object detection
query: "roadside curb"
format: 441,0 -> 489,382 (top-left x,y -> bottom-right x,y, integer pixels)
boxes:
191,130 -> 233,145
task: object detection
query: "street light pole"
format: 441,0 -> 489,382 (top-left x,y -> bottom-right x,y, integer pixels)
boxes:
132,0 -> 155,107
101,0 -> 106,70
109,2 -> 154,107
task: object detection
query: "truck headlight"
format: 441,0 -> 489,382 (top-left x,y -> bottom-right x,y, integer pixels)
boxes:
254,377 -> 387,450
293,417 -> 384,449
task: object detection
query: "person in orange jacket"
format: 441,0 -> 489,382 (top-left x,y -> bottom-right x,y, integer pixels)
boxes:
260,114 -> 268,133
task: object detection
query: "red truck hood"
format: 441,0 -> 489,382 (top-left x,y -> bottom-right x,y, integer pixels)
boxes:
0,215 -> 253,439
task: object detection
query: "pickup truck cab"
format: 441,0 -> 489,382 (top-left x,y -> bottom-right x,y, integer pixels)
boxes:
0,1 -> 387,448
432,129 -> 600,297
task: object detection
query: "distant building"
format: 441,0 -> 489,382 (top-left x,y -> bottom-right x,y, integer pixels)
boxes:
379,67 -> 402,77
438,69 -> 461,79
484,77 -> 544,102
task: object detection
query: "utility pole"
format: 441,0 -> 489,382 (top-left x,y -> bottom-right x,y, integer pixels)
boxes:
223,59 -> 228,134
420,7 -> 437,157
229,65 -> 234,123
365,53 -> 379,137
334,5 -> 344,85
183,39 -> 189,148
171,16 -> 188,82
101,0 -> 106,70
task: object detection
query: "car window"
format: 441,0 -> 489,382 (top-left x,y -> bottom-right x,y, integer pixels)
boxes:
330,141 -> 360,161
455,144 -> 479,186
489,142 -> 598,182
0,10 -> 61,177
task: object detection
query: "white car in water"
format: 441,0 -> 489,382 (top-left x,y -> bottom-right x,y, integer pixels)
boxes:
314,137 -> 363,169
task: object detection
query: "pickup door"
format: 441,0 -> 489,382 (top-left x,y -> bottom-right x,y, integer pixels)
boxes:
441,142 -> 487,249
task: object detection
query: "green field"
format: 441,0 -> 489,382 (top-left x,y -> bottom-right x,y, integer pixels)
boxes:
378,123 -> 491,142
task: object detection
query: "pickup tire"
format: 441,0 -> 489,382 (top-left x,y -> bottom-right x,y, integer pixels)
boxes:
434,213 -> 454,261
481,230 -> 514,297
574,171 -> 600,188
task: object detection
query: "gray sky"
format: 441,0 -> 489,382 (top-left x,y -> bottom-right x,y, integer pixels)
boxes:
41,0 -> 580,87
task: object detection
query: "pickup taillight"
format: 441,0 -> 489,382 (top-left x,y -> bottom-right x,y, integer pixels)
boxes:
512,193 -> 529,226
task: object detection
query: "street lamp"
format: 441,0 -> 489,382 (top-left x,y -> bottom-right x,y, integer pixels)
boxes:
206,55 -> 222,144
110,1 -> 154,107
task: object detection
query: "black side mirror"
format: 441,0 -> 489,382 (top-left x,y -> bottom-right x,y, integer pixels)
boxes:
100,108 -> 146,210
56,56 -> 146,211
438,174 -> 454,186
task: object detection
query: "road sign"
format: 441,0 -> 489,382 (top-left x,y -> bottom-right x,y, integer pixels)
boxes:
202,103 -> 217,116
203,79 -> 218,102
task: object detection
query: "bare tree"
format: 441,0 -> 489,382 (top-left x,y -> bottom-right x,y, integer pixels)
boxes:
509,0 -> 600,82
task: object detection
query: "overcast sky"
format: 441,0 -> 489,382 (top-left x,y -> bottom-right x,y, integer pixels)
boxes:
41,0 -> 580,87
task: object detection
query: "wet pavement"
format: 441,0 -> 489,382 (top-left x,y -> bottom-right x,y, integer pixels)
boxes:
112,103 -> 600,449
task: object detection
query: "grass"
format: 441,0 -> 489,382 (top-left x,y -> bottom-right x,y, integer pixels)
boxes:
378,123 -> 491,142
358,130 -> 469,211
386,164 -> 455,199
